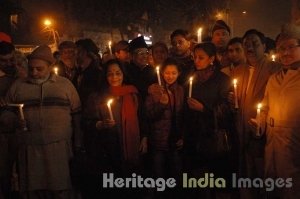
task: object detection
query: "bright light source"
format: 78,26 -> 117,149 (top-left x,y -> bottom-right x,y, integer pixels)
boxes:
242,11 -> 247,14
44,19 -> 52,26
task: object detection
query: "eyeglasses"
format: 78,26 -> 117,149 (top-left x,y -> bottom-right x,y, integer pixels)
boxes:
277,44 -> 300,53
134,50 -> 149,56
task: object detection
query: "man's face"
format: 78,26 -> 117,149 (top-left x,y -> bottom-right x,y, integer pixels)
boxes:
0,52 -> 16,75
115,49 -> 130,63
60,48 -> 76,61
153,46 -> 168,65
132,48 -> 149,67
212,29 -> 230,50
277,38 -> 300,67
243,34 -> 266,63
227,42 -> 245,65
171,35 -> 190,56
28,59 -> 51,79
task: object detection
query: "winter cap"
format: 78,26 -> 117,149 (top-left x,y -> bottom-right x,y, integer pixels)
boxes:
27,45 -> 55,64
58,41 -> 76,50
0,32 -> 12,43
212,20 -> 231,35
129,36 -> 148,52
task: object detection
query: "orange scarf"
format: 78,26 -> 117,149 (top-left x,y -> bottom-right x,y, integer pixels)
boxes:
109,85 -> 140,161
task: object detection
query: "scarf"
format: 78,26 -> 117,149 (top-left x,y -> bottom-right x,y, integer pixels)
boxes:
194,64 -> 215,83
109,85 -> 140,161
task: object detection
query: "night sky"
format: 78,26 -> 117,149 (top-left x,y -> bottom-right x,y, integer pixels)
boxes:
230,0 -> 291,38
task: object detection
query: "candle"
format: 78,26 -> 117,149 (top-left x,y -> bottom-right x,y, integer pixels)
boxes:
256,103 -> 262,136
189,77 -> 193,98
156,66 -> 162,86
18,104 -> 25,120
107,99 -> 114,120
108,41 -> 112,54
271,54 -> 276,62
197,28 -> 203,43
53,67 -> 58,75
233,79 -> 239,109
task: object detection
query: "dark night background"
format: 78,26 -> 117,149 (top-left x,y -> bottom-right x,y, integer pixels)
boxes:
0,0 -> 294,49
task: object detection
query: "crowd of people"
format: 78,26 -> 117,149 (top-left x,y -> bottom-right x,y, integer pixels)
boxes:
0,19 -> 300,199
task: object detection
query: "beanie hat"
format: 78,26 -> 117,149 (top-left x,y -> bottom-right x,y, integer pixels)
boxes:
0,32 -> 12,43
129,36 -> 148,52
277,22 -> 300,43
27,45 -> 55,64
212,20 -> 231,35
58,41 -> 76,50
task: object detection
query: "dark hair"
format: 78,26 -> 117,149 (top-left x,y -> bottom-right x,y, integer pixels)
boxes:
161,57 -> 181,73
103,59 -> 130,86
152,41 -> 168,54
193,42 -> 220,68
242,29 -> 266,44
0,41 -> 15,55
170,29 -> 191,41
227,37 -> 243,49
75,38 -> 99,55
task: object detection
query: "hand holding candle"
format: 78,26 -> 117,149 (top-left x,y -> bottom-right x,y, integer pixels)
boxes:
107,99 -> 114,121
233,79 -> 239,109
189,77 -> 193,98
156,66 -> 162,86
256,103 -> 262,136
7,103 -> 27,131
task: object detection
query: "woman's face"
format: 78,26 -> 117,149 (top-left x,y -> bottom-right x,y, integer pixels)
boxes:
106,63 -> 123,87
193,48 -> 215,70
162,64 -> 179,85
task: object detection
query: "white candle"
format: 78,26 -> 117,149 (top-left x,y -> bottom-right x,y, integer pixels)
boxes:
18,104 -> 25,120
256,103 -> 262,136
107,99 -> 114,120
54,67 -> 58,75
156,66 -> 162,86
197,28 -> 203,43
233,79 -> 239,109
271,54 -> 276,62
108,41 -> 112,54
189,77 -> 193,98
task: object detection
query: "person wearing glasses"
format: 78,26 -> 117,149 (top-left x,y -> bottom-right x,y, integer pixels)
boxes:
127,36 -> 156,101
250,23 -> 300,199
231,29 -> 281,199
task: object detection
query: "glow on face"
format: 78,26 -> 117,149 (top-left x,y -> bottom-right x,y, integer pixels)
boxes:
106,63 -> 124,87
162,64 -> 179,85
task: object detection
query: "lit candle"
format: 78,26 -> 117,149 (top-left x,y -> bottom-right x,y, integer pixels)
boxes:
189,77 -> 193,98
233,79 -> 239,109
197,28 -> 203,43
108,41 -> 112,54
156,66 -> 162,86
256,103 -> 262,136
53,67 -> 58,75
107,99 -> 114,120
271,54 -> 276,62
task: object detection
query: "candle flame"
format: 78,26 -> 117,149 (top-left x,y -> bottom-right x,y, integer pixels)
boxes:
233,79 -> 237,85
20,104 -> 24,108
107,99 -> 113,106
108,41 -> 112,46
257,103 -> 262,109
198,28 -> 202,34
156,66 -> 160,72
271,54 -> 276,61
189,77 -> 193,81
54,67 -> 58,74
